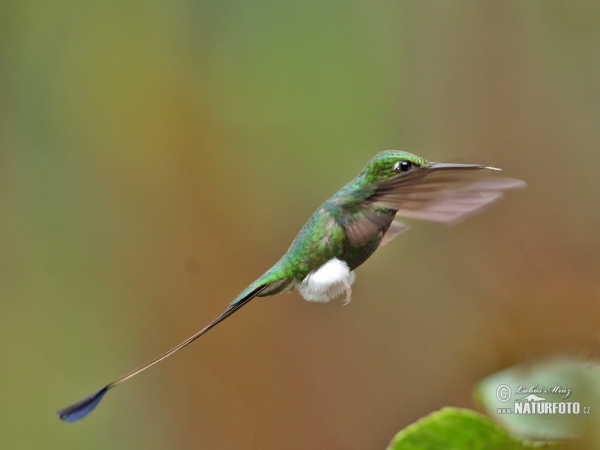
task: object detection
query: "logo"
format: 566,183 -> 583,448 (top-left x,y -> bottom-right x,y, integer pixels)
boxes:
496,384 -> 511,403
494,384 -> 591,416
516,394 -> 546,402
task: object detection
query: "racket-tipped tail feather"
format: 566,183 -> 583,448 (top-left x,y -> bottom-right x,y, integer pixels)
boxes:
57,386 -> 110,422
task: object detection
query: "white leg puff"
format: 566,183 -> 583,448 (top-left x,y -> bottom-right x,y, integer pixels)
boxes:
298,258 -> 356,303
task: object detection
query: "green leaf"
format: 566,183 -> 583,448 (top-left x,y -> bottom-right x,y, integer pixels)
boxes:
387,407 -> 562,450
476,358 -> 600,442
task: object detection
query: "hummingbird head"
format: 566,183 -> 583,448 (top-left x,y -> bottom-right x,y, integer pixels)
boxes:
358,151 -> 430,184
359,150 -> 499,184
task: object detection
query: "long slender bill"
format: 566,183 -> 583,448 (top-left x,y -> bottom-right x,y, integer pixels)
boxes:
429,162 -> 501,171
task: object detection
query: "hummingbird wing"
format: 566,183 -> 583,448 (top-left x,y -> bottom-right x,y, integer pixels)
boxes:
328,188 -> 400,247
379,219 -> 410,246
332,172 -> 524,247
389,176 -> 525,223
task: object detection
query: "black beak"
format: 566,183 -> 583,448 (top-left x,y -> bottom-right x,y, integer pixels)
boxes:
428,162 -> 501,172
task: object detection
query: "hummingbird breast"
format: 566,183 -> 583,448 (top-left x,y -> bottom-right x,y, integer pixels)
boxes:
282,207 -> 389,302
257,206 -> 390,303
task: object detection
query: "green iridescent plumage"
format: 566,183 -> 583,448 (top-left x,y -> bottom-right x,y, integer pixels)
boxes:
232,151 -> 435,304
58,150 -> 524,422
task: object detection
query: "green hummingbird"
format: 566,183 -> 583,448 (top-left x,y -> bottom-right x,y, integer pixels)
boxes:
57,150 -> 524,422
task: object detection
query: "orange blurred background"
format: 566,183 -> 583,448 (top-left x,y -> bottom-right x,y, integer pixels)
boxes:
1,1 -> 599,449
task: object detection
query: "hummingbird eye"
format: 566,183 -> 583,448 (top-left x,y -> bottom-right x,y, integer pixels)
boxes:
394,160 -> 412,173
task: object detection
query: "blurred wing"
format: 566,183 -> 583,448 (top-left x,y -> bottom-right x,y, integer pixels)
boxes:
379,220 -> 410,246
328,181 -> 400,247
393,177 -> 525,225
341,207 -> 400,247
331,171 -> 524,247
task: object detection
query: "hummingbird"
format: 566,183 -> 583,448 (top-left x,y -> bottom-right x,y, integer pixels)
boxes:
57,150 -> 524,422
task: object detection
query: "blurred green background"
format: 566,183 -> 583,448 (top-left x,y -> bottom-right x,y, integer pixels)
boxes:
1,1 -> 599,449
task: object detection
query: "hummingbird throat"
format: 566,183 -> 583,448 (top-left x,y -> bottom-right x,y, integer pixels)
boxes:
298,258 -> 356,303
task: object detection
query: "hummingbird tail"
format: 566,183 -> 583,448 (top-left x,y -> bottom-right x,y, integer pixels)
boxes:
57,387 -> 109,422
57,284 -> 268,422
